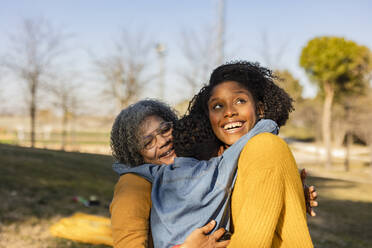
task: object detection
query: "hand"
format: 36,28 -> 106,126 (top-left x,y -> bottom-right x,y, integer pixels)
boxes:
181,220 -> 230,248
301,169 -> 318,216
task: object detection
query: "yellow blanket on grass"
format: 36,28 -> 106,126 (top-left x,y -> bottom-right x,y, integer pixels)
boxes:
50,212 -> 113,246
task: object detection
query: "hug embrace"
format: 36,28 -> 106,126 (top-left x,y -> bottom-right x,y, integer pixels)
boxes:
110,61 -> 316,248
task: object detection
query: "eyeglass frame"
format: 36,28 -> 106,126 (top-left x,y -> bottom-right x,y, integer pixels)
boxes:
141,121 -> 173,150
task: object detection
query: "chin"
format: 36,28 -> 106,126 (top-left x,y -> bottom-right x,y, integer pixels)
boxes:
161,155 -> 176,165
220,135 -> 242,146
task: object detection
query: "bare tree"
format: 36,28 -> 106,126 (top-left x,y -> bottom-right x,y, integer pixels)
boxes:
94,30 -> 153,112
1,18 -> 67,147
258,31 -> 289,69
179,1 -> 230,97
46,74 -> 80,150
179,25 -> 218,95
349,89 -> 372,174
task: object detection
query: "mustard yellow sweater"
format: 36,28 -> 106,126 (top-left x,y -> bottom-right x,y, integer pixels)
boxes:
110,173 -> 153,248
229,133 -> 313,247
110,133 -> 313,248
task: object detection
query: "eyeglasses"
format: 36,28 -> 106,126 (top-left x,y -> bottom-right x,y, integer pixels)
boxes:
142,122 -> 173,150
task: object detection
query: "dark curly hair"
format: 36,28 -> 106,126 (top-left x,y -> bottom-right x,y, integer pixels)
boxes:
110,99 -> 178,167
173,61 -> 294,160
172,114 -> 223,160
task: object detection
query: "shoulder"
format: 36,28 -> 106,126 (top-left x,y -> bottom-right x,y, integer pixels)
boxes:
113,173 -> 151,198
243,132 -> 288,152
239,133 -> 293,169
110,174 -> 151,214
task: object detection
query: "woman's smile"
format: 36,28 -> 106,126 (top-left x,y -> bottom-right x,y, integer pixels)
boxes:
208,81 -> 258,146
222,120 -> 246,132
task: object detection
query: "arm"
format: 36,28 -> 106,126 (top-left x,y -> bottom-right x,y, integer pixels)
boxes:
229,133 -> 313,247
110,173 -> 153,248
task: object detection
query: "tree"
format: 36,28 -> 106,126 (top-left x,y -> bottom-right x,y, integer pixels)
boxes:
95,30 -> 152,112
179,25 -> 219,95
46,76 -> 80,150
1,18 -> 68,147
274,70 -> 303,104
258,31 -> 289,69
300,36 -> 372,168
346,88 -> 372,174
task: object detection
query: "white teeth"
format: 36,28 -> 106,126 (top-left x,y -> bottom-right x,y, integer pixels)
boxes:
223,122 -> 243,130
160,149 -> 173,158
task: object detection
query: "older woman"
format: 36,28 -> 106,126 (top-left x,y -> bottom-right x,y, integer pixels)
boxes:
110,100 -> 229,248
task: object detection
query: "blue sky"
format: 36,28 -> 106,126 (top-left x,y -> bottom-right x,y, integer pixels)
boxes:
1,0 -> 371,112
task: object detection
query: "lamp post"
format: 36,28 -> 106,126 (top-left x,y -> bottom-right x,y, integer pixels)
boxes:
216,0 -> 225,65
156,43 -> 166,100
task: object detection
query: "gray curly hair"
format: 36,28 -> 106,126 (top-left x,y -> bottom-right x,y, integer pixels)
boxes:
110,99 -> 178,167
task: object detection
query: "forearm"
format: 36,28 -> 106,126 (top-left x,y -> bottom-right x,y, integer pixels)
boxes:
229,133 -> 313,247
229,165 -> 284,247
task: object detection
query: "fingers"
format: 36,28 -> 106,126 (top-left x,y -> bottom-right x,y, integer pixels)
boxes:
212,227 -> 226,240
201,220 -> 216,234
307,199 -> 318,217
216,240 -> 230,248
309,186 -> 318,200
309,185 -> 315,192
310,209 -> 316,217
310,200 -> 318,207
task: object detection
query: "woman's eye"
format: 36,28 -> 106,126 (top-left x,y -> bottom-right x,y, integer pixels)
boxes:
160,126 -> 171,135
143,138 -> 153,148
236,98 -> 247,104
211,103 -> 223,110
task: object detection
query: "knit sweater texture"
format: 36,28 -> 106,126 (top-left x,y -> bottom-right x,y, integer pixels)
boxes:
228,133 -> 313,247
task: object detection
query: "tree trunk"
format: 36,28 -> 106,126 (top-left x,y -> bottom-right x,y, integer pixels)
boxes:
30,81 -> 37,148
370,145 -> 372,176
344,104 -> 352,172
61,109 -> 68,150
322,82 -> 334,169
344,132 -> 352,172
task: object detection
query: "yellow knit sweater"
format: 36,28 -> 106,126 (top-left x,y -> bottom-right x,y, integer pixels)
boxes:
110,173 -> 153,248
229,133 -> 313,247
110,133 -> 313,248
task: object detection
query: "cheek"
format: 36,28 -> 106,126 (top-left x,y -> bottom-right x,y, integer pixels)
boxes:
141,150 -> 156,163
208,112 -> 220,133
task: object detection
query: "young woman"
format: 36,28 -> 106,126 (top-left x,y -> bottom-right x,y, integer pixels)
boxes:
178,61 -> 314,247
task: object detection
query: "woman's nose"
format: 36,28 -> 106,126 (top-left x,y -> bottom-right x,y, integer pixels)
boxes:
156,134 -> 169,148
224,104 -> 237,118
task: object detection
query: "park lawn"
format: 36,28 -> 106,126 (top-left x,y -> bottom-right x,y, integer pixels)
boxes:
0,143 -> 371,248
306,176 -> 372,248
0,143 -> 117,248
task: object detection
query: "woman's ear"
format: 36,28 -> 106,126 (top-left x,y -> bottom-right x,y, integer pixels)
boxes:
257,101 -> 265,118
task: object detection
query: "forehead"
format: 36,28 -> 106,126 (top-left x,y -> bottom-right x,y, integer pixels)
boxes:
210,81 -> 253,100
140,115 -> 165,136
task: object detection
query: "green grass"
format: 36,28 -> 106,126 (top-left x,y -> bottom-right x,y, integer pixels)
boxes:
0,143 -> 117,248
0,143 -> 371,247
0,131 -> 110,147
306,176 -> 372,248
